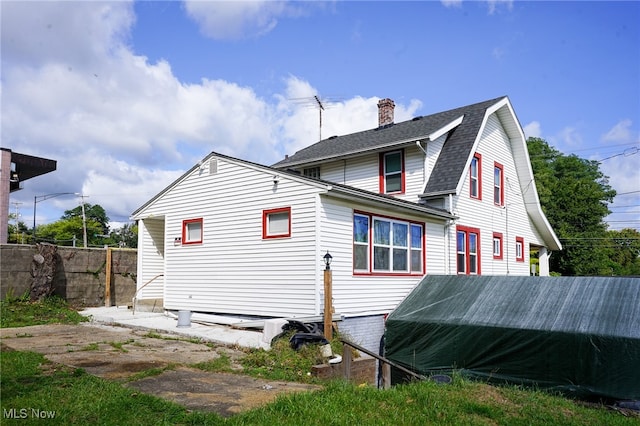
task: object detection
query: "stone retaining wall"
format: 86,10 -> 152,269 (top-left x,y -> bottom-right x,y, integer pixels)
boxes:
0,244 -> 137,307
312,357 -> 377,385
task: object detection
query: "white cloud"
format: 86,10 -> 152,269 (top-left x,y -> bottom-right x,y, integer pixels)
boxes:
3,2 -> 420,227
274,77 -> 422,160
486,0 -> 514,15
523,121 -> 542,139
557,126 -> 584,149
183,0 -> 292,40
602,119 -> 633,142
441,0 -> 463,8
0,1 -> 134,69
440,0 -> 512,14
598,120 -> 640,230
2,1 -> 283,223
492,47 -> 505,60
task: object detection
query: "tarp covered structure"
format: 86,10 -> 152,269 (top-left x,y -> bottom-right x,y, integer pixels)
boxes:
384,275 -> 640,401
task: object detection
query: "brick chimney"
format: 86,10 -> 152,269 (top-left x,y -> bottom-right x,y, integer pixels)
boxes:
377,98 -> 395,127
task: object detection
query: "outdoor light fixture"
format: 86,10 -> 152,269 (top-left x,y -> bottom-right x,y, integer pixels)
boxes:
323,251 -> 333,270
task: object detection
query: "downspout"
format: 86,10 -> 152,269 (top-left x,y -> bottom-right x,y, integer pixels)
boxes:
315,193 -> 322,315
444,220 -> 450,275
447,193 -> 454,275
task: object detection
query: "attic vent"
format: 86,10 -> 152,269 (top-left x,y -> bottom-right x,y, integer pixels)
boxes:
328,135 -> 338,140
412,116 -> 423,121
209,159 -> 218,175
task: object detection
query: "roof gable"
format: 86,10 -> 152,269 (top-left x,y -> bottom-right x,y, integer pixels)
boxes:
131,151 -> 454,221
423,97 -> 507,195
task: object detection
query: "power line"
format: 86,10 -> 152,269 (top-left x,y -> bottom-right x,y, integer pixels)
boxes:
598,146 -> 639,162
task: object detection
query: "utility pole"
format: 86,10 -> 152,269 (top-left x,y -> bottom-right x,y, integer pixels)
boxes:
11,201 -> 22,243
314,95 -> 325,141
78,194 -> 88,248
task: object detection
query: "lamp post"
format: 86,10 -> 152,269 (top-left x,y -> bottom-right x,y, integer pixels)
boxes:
33,192 -> 79,242
323,251 -> 333,339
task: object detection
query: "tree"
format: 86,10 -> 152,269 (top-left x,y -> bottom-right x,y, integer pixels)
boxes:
36,216 -> 103,246
527,137 -> 617,275
34,204 -> 137,248
62,203 -> 110,235
109,222 -> 138,248
7,218 -> 30,244
605,228 -> 640,276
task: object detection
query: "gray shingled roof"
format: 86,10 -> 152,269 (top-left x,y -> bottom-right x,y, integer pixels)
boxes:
272,96 -> 507,196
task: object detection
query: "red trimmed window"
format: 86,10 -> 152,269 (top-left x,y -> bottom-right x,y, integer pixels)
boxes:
353,211 -> 424,275
470,153 -> 482,200
515,236 -> 525,262
262,207 -> 291,239
493,232 -> 503,259
182,218 -> 203,245
457,225 -> 481,275
379,150 -> 405,194
494,162 -> 504,206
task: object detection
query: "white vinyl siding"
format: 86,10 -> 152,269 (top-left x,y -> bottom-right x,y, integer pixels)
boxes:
313,145 -> 426,203
135,154 -> 450,319
425,220 -> 447,274
320,197 -> 439,317
452,113 -> 544,276
137,218 -> 165,299
145,158 -> 321,317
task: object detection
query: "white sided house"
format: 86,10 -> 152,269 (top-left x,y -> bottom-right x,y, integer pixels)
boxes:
132,96 -> 561,352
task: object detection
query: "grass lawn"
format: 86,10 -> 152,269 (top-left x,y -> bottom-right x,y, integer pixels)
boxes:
1,297 -> 637,425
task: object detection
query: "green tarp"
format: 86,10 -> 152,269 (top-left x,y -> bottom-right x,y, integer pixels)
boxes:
384,275 -> 640,401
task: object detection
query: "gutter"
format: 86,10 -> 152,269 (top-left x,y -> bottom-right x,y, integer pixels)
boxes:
325,186 -> 455,220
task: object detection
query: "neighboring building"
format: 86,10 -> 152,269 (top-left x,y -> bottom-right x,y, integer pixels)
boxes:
132,96 -> 561,352
0,148 -> 57,244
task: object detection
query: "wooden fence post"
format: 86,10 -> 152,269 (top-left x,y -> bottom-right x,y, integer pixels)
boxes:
105,248 -> 112,307
342,345 -> 352,381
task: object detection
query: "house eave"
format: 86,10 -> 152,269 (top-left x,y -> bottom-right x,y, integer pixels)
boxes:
273,136 -> 430,170
419,190 -> 456,199
326,187 -> 454,221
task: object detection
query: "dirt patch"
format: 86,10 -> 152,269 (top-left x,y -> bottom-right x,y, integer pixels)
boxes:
128,367 -> 320,417
0,323 -> 321,416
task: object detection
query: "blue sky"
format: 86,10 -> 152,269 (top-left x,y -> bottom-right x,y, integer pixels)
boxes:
2,0 -> 639,232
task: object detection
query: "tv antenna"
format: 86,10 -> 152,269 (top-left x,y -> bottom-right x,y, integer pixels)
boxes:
289,95 -> 342,141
